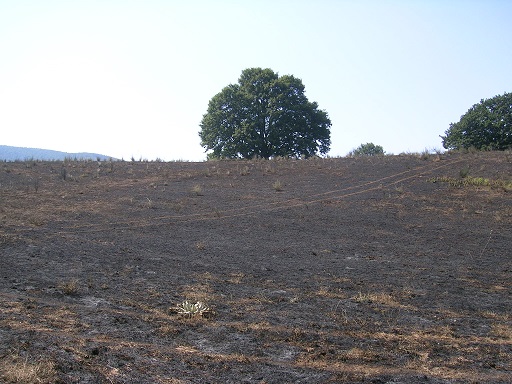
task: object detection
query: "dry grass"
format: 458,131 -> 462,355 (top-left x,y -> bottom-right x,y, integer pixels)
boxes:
340,347 -> 380,362
181,278 -> 216,304
316,286 -> 346,299
227,272 -> 245,284
239,165 -> 250,176
58,279 -> 80,296
351,291 -> 404,307
491,323 -> 512,340
0,354 -> 57,384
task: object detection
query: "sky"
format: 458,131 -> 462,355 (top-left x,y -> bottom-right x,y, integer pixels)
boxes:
1,0 -> 511,161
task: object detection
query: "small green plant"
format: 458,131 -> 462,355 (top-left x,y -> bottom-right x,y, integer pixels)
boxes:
272,180 -> 283,191
428,176 -> 512,190
459,167 -> 470,178
191,184 -> 203,195
469,177 -> 488,186
174,301 -> 210,317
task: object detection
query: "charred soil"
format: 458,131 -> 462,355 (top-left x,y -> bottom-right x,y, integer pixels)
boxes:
1,152 -> 511,383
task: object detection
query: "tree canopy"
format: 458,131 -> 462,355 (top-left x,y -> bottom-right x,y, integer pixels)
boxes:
199,68 -> 331,159
350,143 -> 385,156
441,92 -> 512,151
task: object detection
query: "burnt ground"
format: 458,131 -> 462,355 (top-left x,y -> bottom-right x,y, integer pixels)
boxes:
0,152 -> 511,383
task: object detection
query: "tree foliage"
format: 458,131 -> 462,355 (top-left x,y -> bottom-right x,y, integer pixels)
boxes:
441,92 -> 512,151
350,142 -> 385,157
199,68 -> 331,159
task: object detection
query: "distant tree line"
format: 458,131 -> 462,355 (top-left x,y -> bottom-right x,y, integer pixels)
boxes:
198,68 -> 511,159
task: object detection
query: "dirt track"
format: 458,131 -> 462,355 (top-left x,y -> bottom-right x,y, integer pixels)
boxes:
1,152 -> 511,383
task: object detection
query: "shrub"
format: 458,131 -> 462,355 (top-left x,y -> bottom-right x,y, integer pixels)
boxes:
349,143 -> 385,157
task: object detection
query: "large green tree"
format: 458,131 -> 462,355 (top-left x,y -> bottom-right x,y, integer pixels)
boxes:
442,92 -> 512,151
199,68 -> 331,159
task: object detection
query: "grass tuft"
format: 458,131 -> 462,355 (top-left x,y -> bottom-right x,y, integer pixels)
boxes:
272,180 -> 283,191
58,279 -> 80,296
0,355 -> 57,383
191,184 -> 203,195
428,176 -> 512,190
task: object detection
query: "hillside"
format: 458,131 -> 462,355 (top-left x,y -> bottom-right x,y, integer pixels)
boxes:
0,152 -> 511,383
0,145 -> 114,161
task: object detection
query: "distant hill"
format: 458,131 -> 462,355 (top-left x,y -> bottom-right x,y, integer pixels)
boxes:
0,145 -> 116,161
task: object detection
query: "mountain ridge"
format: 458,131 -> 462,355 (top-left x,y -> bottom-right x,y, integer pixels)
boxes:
0,145 -> 115,161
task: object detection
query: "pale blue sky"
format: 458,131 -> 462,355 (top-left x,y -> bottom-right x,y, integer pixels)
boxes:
1,1 -> 511,161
